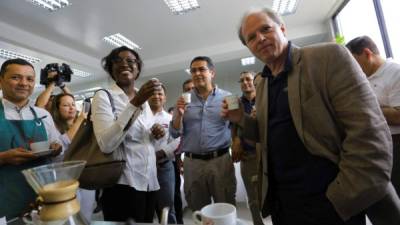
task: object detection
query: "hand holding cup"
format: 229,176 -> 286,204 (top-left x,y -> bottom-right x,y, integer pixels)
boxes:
151,123 -> 166,140
131,78 -> 162,107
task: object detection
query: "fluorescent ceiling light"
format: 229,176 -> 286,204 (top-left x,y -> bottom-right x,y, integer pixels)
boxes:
103,33 -> 141,50
0,49 -> 41,63
25,0 -> 71,12
72,68 -> 91,78
272,0 -> 299,16
241,56 -> 255,66
163,0 -> 200,15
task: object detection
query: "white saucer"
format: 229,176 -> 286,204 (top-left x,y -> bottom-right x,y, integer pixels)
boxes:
32,149 -> 53,157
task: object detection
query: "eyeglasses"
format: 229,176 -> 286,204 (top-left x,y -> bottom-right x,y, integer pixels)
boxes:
190,67 -> 209,74
112,57 -> 139,66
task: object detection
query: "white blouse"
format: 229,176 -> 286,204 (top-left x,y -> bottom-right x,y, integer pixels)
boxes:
91,84 -> 159,191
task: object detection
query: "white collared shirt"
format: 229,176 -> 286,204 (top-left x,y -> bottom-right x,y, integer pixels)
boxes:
152,110 -> 180,160
1,98 -> 62,147
91,84 -> 159,191
368,59 -> 400,134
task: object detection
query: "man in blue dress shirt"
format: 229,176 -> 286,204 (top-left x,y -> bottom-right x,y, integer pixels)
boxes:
170,56 -> 236,211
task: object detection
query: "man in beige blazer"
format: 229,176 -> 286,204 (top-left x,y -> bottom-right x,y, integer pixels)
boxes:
222,7 -> 399,225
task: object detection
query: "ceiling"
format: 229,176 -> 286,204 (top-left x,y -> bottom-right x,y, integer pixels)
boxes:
0,0 -> 344,96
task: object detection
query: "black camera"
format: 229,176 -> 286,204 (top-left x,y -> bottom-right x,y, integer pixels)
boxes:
40,63 -> 73,86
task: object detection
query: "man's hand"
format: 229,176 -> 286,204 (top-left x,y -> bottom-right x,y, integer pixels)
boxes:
151,123 -> 166,140
130,79 -> 162,107
220,98 -> 244,123
0,148 -> 37,165
49,142 -> 62,156
231,137 -> 244,162
175,96 -> 187,116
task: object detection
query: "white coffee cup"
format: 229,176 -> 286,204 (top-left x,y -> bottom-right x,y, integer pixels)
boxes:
225,95 -> 239,110
30,141 -> 50,152
193,203 -> 236,225
182,92 -> 191,104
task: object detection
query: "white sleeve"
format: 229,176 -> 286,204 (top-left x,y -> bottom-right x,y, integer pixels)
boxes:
163,136 -> 180,159
388,70 -> 400,107
91,90 -> 142,154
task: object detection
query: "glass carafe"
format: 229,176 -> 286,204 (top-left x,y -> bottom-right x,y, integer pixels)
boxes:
21,160 -> 88,225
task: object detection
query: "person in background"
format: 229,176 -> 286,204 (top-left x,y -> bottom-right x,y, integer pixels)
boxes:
346,35 -> 400,196
49,93 -> 93,221
231,71 -> 264,225
222,7 -> 397,225
168,106 -> 174,115
50,93 -> 86,148
149,84 -> 180,224
0,58 -> 62,221
36,65 -> 72,112
170,56 -> 236,211
173,78 -> 195,224
182,78 -> 194,93
92,46 -> 161,223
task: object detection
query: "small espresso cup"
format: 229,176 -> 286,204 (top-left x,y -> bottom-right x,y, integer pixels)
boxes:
182,92 -> 191,104
192,203 -> 236,225
30,141 -> 50,152
225,95 -> 239,110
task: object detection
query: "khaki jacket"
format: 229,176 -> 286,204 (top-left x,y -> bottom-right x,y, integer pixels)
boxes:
241,43 -> 392,220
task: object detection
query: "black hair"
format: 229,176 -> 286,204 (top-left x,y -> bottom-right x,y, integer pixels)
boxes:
346,36 -> 380,55
161,84 -> 167,95
182,78 -> 193,91
101,46 -> 143,80
240,71 -> 256,77
0,58 -> 34,77
190,56 -> 215,70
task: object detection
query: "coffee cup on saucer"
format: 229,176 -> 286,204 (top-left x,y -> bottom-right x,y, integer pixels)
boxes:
192,203 -> 236,225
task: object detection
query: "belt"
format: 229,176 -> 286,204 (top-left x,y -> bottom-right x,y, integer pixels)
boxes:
185,147 -> 229,160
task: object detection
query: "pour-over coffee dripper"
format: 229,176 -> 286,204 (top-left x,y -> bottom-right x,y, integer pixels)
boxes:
22,160 -> 88,225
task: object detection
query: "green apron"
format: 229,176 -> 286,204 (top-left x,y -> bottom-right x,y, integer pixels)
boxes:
0,102 -> 49,220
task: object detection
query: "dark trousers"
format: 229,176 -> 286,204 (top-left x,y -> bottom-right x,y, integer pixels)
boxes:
173,157 -> 184,224
100,184 -> 157,223
270,192 -> 365,225
392,134 -> 400,195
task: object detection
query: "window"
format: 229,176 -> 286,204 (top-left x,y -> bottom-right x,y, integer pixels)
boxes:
334,0 -> 386,56
380,0 -> 400,59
